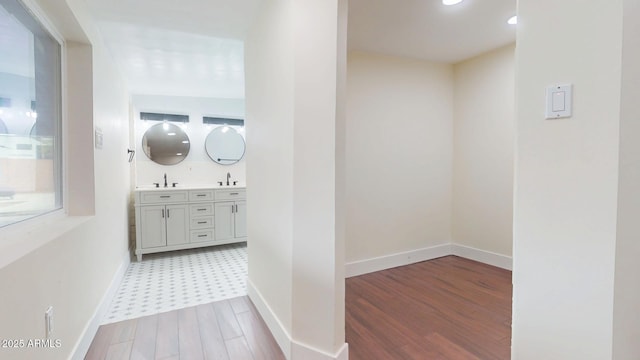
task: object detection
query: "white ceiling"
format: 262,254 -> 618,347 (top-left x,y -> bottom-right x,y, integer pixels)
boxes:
348,0 -> 517,63
83,0 -> 516,98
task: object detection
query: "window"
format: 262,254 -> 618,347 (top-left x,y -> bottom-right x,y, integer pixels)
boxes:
0,0 -> 62,227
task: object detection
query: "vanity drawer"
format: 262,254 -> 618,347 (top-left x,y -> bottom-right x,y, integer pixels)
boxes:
139,191 -> 188,204
190,203 -> 214,216
191,229 -> 214,242
191,216 -> 214,229
215,189 -> 246,201
189,190 -> 214,201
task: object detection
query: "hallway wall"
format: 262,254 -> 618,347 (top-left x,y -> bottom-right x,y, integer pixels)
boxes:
0,0 -> 131,359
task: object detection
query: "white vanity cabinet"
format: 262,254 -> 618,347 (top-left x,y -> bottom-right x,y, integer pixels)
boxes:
214,189 -> 247,241
134,187 -> 246,261
139,204 -> 189,248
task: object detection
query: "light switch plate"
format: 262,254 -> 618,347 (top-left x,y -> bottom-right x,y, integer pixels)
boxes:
545,84 -> 572,119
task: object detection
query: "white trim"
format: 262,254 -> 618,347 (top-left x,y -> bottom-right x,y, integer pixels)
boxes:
345,243 -> 453,278
345,243 -> 512,277
450,244 -> 512,270
0,214 -> 91,270
70,250 -> 130,360
247,279 -> 292,358
292,341 -> 349,360
247,281 -> 349,360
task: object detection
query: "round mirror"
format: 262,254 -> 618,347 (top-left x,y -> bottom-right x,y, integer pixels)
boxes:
142,122 -> 190,165
205,126 -> 245,165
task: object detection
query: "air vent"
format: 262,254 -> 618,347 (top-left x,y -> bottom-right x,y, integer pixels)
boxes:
203,116 -> 244,126
140,112 -> 189,123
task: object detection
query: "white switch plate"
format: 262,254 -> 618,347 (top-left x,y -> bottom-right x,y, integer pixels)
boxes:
546,84 -> 572,119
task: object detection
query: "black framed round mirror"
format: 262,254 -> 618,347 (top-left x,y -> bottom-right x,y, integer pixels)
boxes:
142,122 -> 190,165
205,126 -> 245,165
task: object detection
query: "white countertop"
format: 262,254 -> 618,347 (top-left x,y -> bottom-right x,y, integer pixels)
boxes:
135,184 -> 246,191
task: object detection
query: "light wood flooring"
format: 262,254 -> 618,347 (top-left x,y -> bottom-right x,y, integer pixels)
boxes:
87,255 -> 511,359
85,296 -> 285,360
346,255 -> 512,359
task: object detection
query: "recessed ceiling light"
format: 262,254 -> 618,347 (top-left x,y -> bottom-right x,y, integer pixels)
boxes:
442,0 -> 463,5
508,15 -> 518,25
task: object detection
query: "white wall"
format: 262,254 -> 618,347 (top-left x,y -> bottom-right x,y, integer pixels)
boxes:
345,51 -> 453,263
512,0 -> 624,358
452,44 -> 514,257
132,94 -> 245,186
246,0 -> 347,358
612,0 -> 640,358
0,0 -> 130,359
245,0 -> 295,349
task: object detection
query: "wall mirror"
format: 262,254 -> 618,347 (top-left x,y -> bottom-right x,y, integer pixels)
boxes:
142,122 -> 190,165
205,126 -> 245,165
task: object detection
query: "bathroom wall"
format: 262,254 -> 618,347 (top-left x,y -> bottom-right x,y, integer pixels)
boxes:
452,44 -> 515,258
0,0 -> 130,358
132,94 -> 245,187
345,51 -> 454,264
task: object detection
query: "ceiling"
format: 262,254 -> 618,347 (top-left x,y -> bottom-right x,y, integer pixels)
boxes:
83,0 -> 516,98
349,0 -> 517,63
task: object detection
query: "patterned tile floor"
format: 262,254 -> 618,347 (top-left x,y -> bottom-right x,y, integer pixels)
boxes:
102,242 -> 247,324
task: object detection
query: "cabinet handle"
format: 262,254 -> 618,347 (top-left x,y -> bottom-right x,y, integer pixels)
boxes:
160,195 -> 170,198
198,234 -> 207,238
230,192 -> 239,196
161,209 -> 165,218
196,194 -> 206,197
167,209 -> 170,218
197,221 -> 207,224
197,208 -> 207,211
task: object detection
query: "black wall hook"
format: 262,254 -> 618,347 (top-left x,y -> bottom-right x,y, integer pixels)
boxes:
127,149 -> 135,163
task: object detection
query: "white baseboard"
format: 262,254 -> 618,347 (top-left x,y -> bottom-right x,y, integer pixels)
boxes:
247,280 -> 292,358
71,250 -> 131,360
451,244 -> 512,270
247,280 -> 349,360
345,243 -> 453,278
292,341 -> 349,360
345,243 -> 512,277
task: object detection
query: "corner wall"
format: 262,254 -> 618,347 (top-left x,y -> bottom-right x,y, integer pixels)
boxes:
345,51 -> 453,264
245,0 -> 347,358
452,44 -> 514,259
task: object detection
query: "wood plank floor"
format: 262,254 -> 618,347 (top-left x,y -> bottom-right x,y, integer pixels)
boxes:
88,256 -> 510,359
346,255 -> 512,360
85,296 -> 285,360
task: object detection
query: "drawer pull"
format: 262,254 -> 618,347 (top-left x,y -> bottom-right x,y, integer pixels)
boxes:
198,234 -> 207,238
197,208 -> 207,211
230,192 -> 239,195
197,221 -> 207,224
196,194 -> 206,197
160,195 -> 171,198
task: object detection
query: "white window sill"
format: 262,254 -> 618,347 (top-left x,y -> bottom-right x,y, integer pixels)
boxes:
0,211 -> 93,269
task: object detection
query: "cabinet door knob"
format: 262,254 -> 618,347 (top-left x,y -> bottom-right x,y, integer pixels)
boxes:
161,209 -> 165,218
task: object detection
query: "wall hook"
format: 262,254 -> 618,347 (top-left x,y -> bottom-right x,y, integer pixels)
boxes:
127,149 -> 135,163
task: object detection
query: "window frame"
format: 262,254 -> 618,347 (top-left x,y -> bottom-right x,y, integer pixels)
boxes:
0,0 -> 88,268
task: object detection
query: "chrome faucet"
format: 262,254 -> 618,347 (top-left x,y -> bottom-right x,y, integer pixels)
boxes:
164,173 -> 168,188
226,172 -> 231,186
